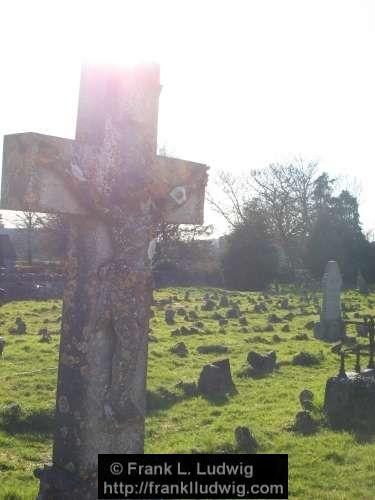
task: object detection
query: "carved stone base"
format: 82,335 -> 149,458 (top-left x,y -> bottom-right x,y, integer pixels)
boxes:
314,319 -> 346,342
324,371 -> 375,430
35,464 -> 97,500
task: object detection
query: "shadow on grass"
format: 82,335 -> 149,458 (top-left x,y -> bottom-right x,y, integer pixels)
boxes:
327,422 -> 375,444
201,387 -> 238,406
147,385 -> 237,413
0,408 -> 54,436
147,387 -> 196,414
237,366 -> 280,379
2,492 -> 36,500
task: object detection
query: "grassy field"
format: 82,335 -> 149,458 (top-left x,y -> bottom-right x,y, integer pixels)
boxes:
0,287 -> 374,499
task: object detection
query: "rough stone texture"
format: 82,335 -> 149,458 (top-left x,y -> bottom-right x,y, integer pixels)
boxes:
314,320 -> 345,342
299,389 -> 314,411
314,261 -> 345,342
322,260 -> 342,320
293,410 -> 317,434
170,342 -> 188,357
324,372 -> 375,429
197,358 -> 235,396
39,328 -> 52,343
165,308 -> 176,325
9,317 -> 26,335
1,64 -> 208,499
247,350 -> 276,373
234,426 -> 258,452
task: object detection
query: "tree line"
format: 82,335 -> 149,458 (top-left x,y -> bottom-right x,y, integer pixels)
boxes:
2,158 -> 374,291
210,158 -> 375,289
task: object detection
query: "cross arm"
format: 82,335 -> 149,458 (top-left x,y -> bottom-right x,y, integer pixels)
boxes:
1,133 -> 209,224
1,132 -> 87,215
152,155 -> 208,225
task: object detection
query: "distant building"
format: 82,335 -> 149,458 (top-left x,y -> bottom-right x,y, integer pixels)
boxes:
0,233 -> 17,271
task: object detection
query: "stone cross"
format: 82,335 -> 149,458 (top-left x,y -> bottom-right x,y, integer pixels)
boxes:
314,260 -> 345,341
1,63 -> 208,499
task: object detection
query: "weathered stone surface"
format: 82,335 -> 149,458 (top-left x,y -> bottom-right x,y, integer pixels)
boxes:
292,351 -> 322,366
314,319 -> 345,342
234,426 -> 258,452
2,402 -> 22,423
1,63 -> 208,499
165,308 -> 176,325
324,373 -> 375,429
38,328 -> 52,343
197,358 -> 235,396
299,389 -> 314,410
170,342 -> 188,357
8,317 -> 26,335
356,323 -> 368,337
293,410 -> 317,434
247,350 -> 276,373
0,287 -> 6,305
314,261 -> 345,342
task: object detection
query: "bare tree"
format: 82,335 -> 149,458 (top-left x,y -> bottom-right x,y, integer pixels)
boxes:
207,170 -> 247,228
210,158 -> 320,273
15,211 -> 43,265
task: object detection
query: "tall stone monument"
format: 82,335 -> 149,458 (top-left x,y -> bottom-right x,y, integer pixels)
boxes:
314,260 -> 345,341
1,64 -> 208,499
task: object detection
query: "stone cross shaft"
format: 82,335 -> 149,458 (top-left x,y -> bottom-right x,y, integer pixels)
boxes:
1,63 -> 208,499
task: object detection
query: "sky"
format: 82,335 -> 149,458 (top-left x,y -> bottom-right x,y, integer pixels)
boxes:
1,0 -> 375,235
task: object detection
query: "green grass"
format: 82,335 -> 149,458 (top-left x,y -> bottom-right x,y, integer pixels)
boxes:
0,288 -> 375,499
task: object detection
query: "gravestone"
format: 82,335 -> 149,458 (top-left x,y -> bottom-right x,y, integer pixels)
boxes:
314,260 -> 345,341
1,63 -> 208,499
